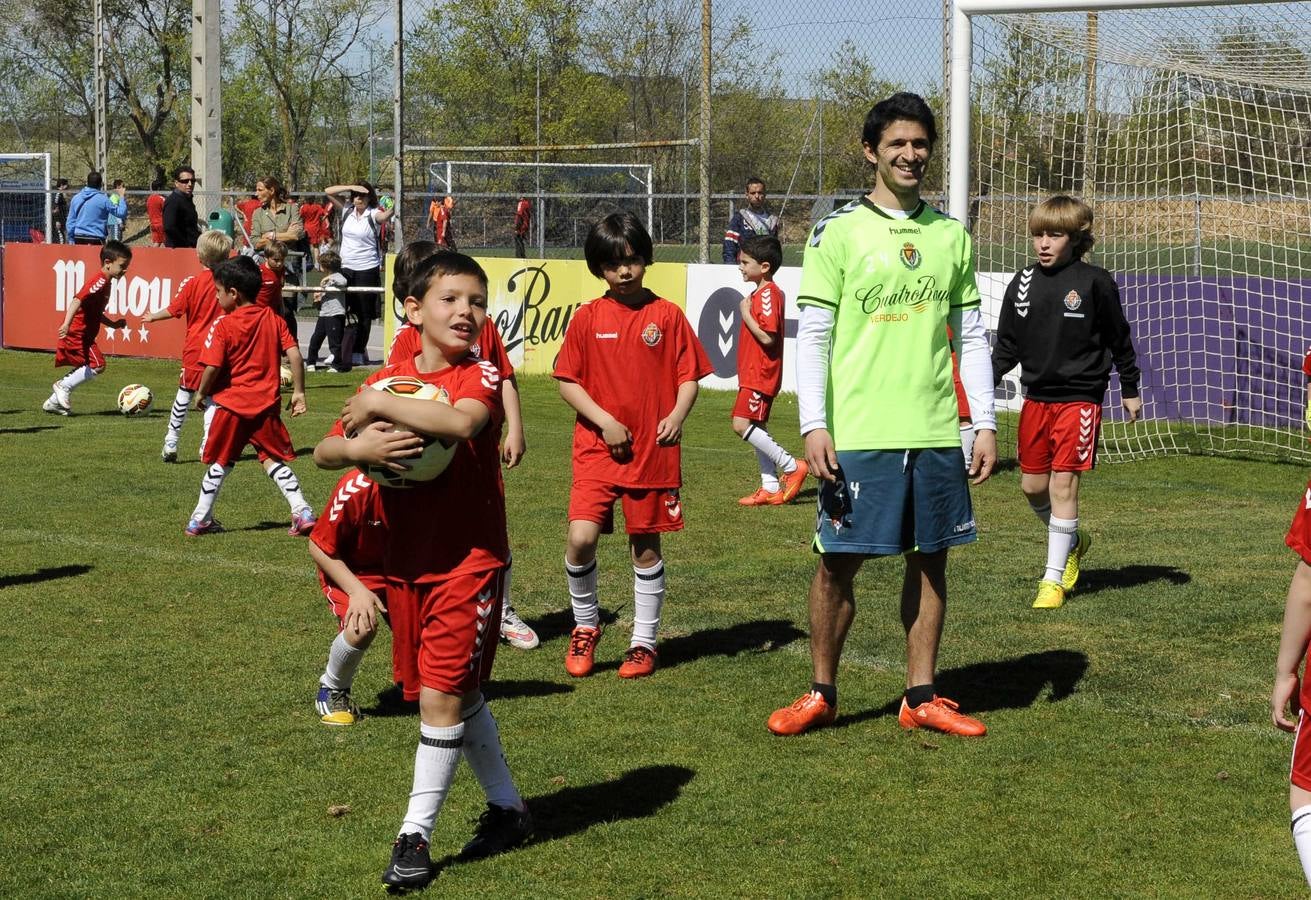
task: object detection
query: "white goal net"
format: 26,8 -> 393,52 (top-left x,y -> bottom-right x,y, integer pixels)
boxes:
961,1 -> 1311,462
0,153 -> 51,245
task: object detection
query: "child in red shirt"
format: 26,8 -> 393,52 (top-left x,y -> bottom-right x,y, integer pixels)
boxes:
185,256 -> 317,537
146,194 -> 166,247
731,234 -> 808,506
143,230 -> 234,462
43,241 -> 131,415
314,251 -> 529,889
553,212 -> 712,679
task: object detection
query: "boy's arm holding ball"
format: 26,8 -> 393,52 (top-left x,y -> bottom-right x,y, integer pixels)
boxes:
341,390 -> 489,442
559,380 -> 631,460
314,421 -> 425,471
656,379 -> 699,446
309,541 -> 386,635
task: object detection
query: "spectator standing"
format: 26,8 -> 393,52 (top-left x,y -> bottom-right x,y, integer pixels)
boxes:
431,195 -> 456,250
251,176 -> 306,328
51,178 -> 70,243
163,166 -> 202,248
326,181 -> 394,366
146,193 -> 166,247
723,177 -> 780,264
106,179 -> 127,242
236,193 -> 263,247
513,196 -> 531,258
67,171 -> 128,245
298,196 -> 331,269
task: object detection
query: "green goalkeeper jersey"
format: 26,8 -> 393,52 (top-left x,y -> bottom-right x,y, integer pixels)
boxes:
798,197 -> 980,450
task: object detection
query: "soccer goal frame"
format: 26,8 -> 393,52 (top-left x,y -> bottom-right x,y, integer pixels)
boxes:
0,153 -> 52,244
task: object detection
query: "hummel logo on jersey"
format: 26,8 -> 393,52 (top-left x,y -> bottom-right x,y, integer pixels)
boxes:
665,491 -> 682,520
1015,268 -> 1033,317
595,332 -> 618,339
477,360 -> 500,391
328,471 -> 372,522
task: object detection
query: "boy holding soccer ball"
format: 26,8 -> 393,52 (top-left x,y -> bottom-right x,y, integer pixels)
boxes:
184,256 -> 317,537
991,195 -> 1141,609
554,212 -> 712,679
314,251 -> 530,889
43,240 -> 131,416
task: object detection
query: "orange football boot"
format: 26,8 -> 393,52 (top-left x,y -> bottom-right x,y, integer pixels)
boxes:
774,461 -> 811,504
897,695 -> 986,736
739,487 -> 782,507
767,691 -> 836,735
618,645 -> 657,678
564,626 -> 601,677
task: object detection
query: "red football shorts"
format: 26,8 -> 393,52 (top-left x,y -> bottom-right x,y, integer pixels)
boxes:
568,479 -> 685,535
202,404 -> 296,466
387,567 -> 504,696
1017,399 -> 1102,474
1286,481 -> 1311,564
1293,709 -> 1311,790
323,575 -> 389,625
178,365 -> 203,392
731,388 -> 773,423
55,340 -> 105,370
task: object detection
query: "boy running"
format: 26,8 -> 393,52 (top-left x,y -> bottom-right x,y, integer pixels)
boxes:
314,251 -> 530,888
144,229 -> 234,462
732,234 -> 808,506
554,212 -> 712,679
43,241 -> 132,416
185,256 -> 317,537
991,195 -> 1141,609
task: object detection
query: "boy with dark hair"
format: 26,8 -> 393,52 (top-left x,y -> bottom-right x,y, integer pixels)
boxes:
143,229 -> 235,461
66,171 -> 128,245
732,233 -> 808,506
389,241 -> 538,649
723,176 -> 780,264
992,194 -> 1141,609
163,165 -> 201,249
314,250 -> 530,888
554,212 -> 713,679
43,241 -> 132,415
185,255 -> 316,537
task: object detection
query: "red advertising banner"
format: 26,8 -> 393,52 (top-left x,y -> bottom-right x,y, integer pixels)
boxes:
2,244 -> 204,360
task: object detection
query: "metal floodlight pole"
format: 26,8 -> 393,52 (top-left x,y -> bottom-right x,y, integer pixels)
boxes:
93,0 -> 107,175
698,0 -> 710,264
393,0 -> 404,245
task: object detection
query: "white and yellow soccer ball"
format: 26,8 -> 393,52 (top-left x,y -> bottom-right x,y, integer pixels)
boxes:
117,383 -> 153,416
356,375 -> 457,488
280,364 -> 294,389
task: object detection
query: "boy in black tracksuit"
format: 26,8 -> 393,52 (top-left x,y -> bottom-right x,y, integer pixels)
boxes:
992,194 -> 1141,610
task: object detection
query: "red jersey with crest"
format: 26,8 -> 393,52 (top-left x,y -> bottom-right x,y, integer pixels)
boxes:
64,272 -> 113,347
198,303 -> 297,416
388,319 -> 513,378
255,264 -> 284,311
311,470 -> 387,594
327,354 -> 508,584
167,268 -> 220,374
553,291 -> 713,488
737,281 -> 785,396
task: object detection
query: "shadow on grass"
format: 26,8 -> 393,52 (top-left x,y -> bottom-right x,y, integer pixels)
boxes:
590,619 -> 806,674
362,680 -> 573,718
231,520 -> 291,533
530,606 -> 622,644
433,764 -> 695,873
0,563 -> 93,589
833,648 -> 1089,729
1074,564 -> 1190,595
0,425 -> 63,435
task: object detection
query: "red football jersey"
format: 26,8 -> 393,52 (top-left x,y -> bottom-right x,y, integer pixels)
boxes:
146,195 -> 166,243
327,355 -> 508,584
737,281 -> 785,396
236,198 -> 262,239
553,293 -> 712,488
64,272 -> 113,347
311,470 -> 387,595
299,202 -> 329,245
198,304 -> 296,416
167,268 -> 220,375
255,264 -> 284,311
388,319 -> 513,379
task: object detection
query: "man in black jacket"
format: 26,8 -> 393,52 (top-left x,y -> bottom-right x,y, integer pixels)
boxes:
163,165 -> 201,248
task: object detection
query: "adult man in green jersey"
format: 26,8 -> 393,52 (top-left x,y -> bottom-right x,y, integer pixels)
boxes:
767,92 -> 998,737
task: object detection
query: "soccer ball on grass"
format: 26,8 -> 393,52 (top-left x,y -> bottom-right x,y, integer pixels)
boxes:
355,376 -> 457,488
117,384 -> 153,416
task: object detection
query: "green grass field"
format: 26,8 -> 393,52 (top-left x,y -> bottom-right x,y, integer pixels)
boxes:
1,349 -> 1306,897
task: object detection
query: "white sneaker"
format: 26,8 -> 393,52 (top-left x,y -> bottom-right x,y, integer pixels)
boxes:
42,395 -> 69,416
500,604 -> 539,650
161,443 -> 178,463
50,381 -> 71,411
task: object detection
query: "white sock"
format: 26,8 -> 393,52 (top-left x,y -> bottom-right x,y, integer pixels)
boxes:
165,387 -> 194,448
60,365 -> 97,391
1044,516 -> 1078,583
960,423 -> 975,471
631,560 -> 666,650
566,558 -> 599,629
199,398 -> 214,457
1028,498 -> 1052,526
264,460 -> 309,513
743,424 -> 795,474
1294,804 -> 1311,886
191,463 -> 232,522
461,697 -> 523,810
755,450 -> 780,492
320,631 -> 365,691
400,721 -> 464,841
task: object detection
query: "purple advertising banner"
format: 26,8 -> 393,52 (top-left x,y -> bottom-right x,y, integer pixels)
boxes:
1106,275 -> 1311,427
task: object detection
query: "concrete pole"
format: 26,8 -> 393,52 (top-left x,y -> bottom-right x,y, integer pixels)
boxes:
191,0 -> 222,214
698,0 -> 710,264
393,0 -> 404,244
93,0 -> 107,175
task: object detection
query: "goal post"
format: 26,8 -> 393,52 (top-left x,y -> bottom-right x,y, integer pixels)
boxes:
0,153 -> 52,245
948,0 -> 1311,462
